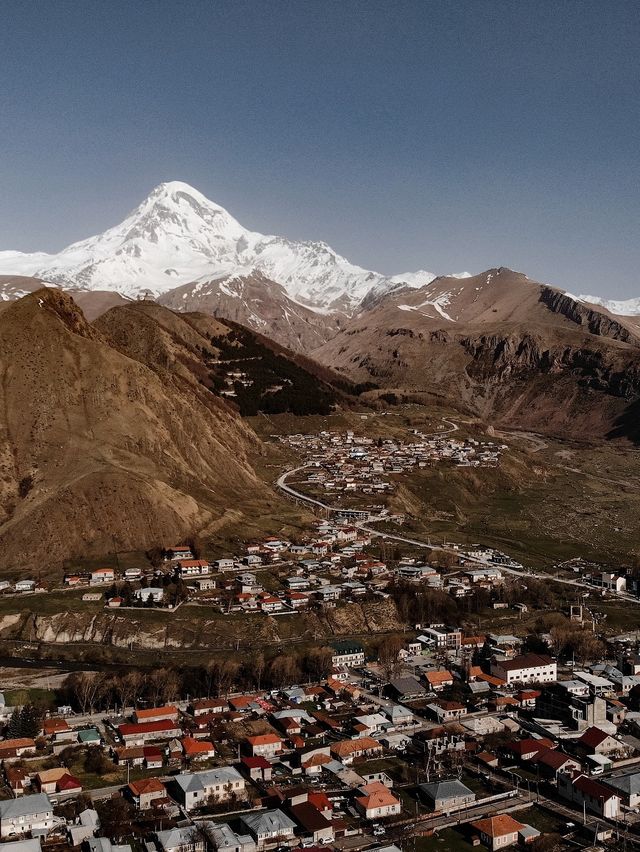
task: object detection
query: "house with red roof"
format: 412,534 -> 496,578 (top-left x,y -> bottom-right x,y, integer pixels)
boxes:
5,766 -> 30,796
191,698 -> 227,716
490,654 -> 557,686
515,689 -> 541,708
505,738 -> 555,762
471,814 -> 524,850
127,777 -> 166,809
36,767 -> 82,796
308,791 -> 333,818
182,737 -> 215,761
176,559 -> 210,577
90,567 -> 115,585
558,771 -> 621,818
143,745 -> 164,769
577,726 -> 620,755
426,670 -> 454,691
330,737 -> 382,764
0,738 -> 36,760
134,705 -> 179,723
355,782 -> 401,819
246,733 -> 283,759
241,756 -> 272,782
257,594 -> 285,613
229,694 -> 263,711
289,800 -> 335,845
286,591 -> 309,609
118,719 -> 182,745
530,747 -> 582,778
42,718 -> 76,743
56,773 -> 83,796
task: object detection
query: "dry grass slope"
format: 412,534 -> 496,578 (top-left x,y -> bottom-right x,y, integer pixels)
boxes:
0,289 -> 276,575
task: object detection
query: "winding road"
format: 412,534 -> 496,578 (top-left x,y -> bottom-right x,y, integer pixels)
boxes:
274,424 -> 640,607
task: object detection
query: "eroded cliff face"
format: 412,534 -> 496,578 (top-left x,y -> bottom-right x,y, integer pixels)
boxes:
0,599 -> 403,654
539,287 -> 637,344
460,332 -> 640,400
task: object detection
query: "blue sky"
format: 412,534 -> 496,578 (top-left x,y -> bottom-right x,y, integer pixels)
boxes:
1,1 -> 638,296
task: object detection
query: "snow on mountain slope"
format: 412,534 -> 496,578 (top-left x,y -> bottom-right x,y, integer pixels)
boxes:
390,270 -> 437,288
579,294 -> 640,316
389,270 -> 472,287
0,182 -> 402,312
158,271 -> 341,351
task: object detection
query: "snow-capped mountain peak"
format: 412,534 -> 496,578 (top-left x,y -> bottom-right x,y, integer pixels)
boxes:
578,293 -> 640,316
0,181 -> 446,312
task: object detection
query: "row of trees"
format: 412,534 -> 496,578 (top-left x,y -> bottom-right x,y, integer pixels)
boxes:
60,646 -> 336,713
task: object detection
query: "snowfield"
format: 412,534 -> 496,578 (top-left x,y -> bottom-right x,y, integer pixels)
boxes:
0,181 -> 440,313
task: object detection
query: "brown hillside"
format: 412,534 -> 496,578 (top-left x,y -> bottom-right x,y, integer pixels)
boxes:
158,271 -> 342,351
0,289 -> 273,575
315,268 -> 640,441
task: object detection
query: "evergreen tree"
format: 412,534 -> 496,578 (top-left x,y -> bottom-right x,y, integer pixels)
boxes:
20,704 -> 42,739
7,708 -> 21,738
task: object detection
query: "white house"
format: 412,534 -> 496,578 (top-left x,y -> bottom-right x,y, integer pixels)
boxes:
0,794 -> 55,838
558,772 -> 620,819
205,822 -> 256,852
331,641 -> 365,668
90,568 -> 115,585
156,828 -> 205,852
491,654 -> 557,686
355,782 -> 401,819
600,573 -> 626,593
135,587 -> 164,604
170,768 -> 245,811
240,810 -> 296,847
176,560 -> 210,578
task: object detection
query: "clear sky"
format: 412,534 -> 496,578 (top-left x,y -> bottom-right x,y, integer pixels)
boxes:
1,1 -> 638,297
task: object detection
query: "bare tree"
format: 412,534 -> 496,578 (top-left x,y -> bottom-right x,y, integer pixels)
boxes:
190,822 -> 219,852
244,652 -> 265,690
211,659 -> 241,696
68,673 -> 108,714
303,647 -> 333,682
161,670 -> 182,703
268,654 -> 300,688
377,635 -> 405,682
146,670 -> 168,706
115,671 -> 146,711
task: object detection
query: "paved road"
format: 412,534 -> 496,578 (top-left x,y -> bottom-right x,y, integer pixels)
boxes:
276,465 -> 337,512
275,444 -> 640,607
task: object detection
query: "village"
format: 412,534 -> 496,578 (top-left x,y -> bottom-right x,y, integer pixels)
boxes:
1,426 -> 640,852
277,426 -> 505,499
4,622 -> 640,852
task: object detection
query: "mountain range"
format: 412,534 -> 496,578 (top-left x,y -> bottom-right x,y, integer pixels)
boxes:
1,180 -> 638,349
0,286 -> 361,573
316,267 -> 640,440
2,184 -> 640,570
0,181 -> 448,314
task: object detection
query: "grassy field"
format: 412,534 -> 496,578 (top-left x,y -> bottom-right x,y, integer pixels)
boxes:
254,403 -> 640,572
415,826 -> 477,852
3,687 -> 57,708
414,804 -> 565,852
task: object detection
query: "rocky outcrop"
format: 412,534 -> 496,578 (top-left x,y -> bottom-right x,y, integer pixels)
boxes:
540,287 -> 638,344
0,598 -> 404,655
461,332 -> 640,400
